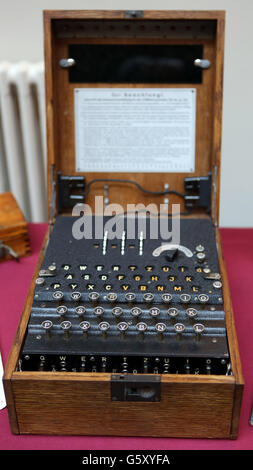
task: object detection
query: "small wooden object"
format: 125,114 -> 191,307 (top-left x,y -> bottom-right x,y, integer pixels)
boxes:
0,192 -> 30,261
3,10 -> 243,438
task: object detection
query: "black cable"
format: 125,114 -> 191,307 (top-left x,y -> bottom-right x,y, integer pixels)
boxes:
83,178 -> 186,199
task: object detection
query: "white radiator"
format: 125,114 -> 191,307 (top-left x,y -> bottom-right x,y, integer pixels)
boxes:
0,62 -> 47,222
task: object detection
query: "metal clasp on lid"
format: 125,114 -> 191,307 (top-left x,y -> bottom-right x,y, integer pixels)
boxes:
194,58 -> 211,69
111,374 -> 161,402
124,10 -> 144,18
59,58 -> 76,68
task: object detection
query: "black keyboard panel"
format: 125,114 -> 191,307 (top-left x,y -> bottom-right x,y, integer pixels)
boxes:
20,216 -> 230,375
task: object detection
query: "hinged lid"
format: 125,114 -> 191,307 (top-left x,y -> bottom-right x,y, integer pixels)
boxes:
44,10 -> 225,225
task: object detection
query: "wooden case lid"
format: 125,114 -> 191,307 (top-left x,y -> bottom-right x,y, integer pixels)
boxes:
44,10 -> 225,225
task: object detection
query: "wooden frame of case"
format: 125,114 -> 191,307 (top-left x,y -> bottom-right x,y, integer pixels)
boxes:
3,10 -> 244,438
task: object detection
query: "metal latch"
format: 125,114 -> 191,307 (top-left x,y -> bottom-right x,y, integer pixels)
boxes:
57,171 -> 85,213
111,374 -> 161,402
184,172 -> 212,213
194,58 -> 211,69
0,240 -> 19,260
59,58 -> 76,68
124,10 -> 144,19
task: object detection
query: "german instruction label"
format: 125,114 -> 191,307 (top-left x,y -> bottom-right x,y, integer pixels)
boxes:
74,88 -> 196,173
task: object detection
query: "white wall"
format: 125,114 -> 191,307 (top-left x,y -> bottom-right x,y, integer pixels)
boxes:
0,0 -> 252,227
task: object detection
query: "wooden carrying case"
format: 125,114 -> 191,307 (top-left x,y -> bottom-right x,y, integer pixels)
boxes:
0,192 -> 30,262
4,10 -> 244,438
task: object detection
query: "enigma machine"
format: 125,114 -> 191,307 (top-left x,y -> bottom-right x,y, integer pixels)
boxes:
4,10 -> 244,438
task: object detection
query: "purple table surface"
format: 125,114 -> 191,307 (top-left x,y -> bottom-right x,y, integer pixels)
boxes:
0,224 -> 252,450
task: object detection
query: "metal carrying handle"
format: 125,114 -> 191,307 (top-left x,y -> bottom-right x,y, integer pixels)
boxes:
0,240 -> 19,260
152,243 -> 193,258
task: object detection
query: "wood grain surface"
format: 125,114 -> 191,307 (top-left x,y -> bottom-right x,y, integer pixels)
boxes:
0,192 -> 30,261
11,372 -> 235,437
3,10 -> 243,439
44,10 -> 225,225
